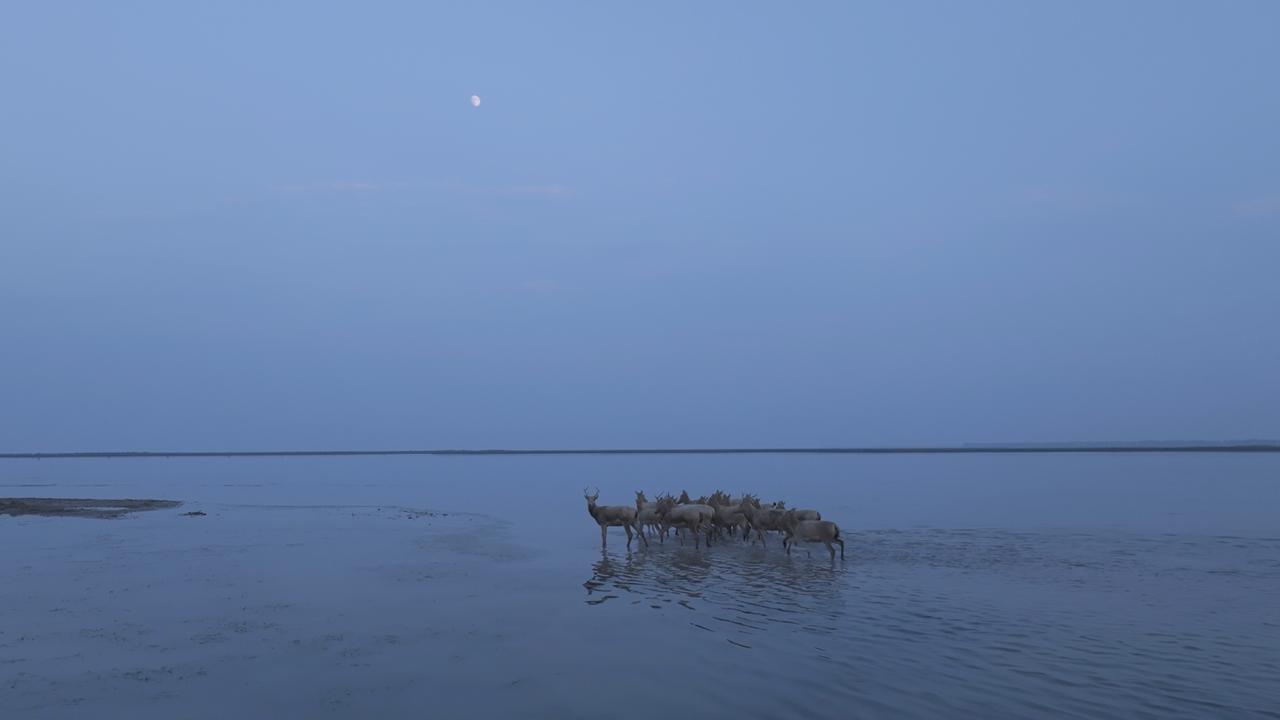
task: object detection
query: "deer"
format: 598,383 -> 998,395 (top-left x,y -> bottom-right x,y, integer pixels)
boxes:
634,491 -> 665,541
656,495 -> 716,549
781,509 -> 844,559
665,489 -> 707,543
707,489 -> 749,542
584,487 -> 648,549
740,496 -> 790,547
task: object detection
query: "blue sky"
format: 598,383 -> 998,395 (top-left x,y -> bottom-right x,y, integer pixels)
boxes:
2,1 -> 1278,449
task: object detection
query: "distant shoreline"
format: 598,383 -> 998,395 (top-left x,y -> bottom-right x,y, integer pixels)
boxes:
2,445 -> 1279,459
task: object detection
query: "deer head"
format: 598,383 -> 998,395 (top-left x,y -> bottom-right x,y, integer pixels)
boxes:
655,495 -> 676,516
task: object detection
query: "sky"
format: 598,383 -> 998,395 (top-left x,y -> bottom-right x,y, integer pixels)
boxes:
2,1 -> 1278,450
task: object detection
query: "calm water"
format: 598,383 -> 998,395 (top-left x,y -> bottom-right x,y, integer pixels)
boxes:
2,453 -> 1278,718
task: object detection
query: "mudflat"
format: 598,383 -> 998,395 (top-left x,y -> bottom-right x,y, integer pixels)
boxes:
0,498 -> 181,519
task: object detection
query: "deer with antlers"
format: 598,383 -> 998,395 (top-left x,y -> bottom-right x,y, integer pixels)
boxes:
635,490 -> 666,541
584,488 -> 648,549
706,489 -> 749,542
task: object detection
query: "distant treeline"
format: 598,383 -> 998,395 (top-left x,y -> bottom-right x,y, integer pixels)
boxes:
963,439 -> 1280,449
2,444 -> 1279,459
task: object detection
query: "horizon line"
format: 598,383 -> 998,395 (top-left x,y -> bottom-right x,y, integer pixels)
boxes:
3,444 -> 1280,460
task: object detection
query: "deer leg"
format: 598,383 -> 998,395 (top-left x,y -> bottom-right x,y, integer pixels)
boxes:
624,524 -> 633,548
824,540 -> 835,560
836,537 -> 845,559
600,524 -> 607,548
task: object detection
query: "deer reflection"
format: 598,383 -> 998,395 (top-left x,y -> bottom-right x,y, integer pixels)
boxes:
583,549 -> 646,603
582,545 -> 847,634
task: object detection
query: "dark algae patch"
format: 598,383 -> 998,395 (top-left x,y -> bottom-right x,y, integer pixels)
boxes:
0,498 -> 181,519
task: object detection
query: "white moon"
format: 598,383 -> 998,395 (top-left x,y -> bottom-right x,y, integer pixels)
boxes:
470,94 -> 481,108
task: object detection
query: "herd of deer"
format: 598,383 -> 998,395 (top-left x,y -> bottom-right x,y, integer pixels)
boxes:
583,488 -> 845,559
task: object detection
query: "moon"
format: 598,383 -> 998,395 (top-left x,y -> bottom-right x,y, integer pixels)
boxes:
470,94 -> 481,108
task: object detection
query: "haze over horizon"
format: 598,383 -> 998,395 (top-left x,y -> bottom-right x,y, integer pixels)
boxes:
3,1 -> 1278,451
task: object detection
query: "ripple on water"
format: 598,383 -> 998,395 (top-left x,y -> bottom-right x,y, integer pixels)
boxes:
580,529 -> 1280,719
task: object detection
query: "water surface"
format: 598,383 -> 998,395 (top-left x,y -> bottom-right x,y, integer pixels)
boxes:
1,453 -> 1277,718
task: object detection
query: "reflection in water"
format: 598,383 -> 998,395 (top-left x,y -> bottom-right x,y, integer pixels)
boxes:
583,545 -> 847,641
580,530 -> 1280,718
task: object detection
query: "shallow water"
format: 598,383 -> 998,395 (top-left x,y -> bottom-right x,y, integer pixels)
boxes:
1,454 -> 1278,718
